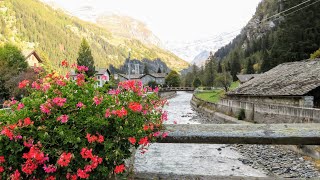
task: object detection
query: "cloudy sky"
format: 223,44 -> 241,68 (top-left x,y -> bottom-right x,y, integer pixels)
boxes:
43,0 -> 262,43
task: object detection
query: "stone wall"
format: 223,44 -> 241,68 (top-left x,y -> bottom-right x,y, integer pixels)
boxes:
158,91 -> 176,99
218,98 -> 320,123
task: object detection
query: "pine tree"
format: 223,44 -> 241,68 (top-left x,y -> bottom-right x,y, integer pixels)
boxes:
246,58 -> 255,74
157,67 -> 162,73
217,61 -> 223,73
230,52 -> 241,81
77,38 -> 95,77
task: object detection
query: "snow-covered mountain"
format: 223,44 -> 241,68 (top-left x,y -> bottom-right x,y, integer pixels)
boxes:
191,50 -> 210,67
165,32 -> 238,63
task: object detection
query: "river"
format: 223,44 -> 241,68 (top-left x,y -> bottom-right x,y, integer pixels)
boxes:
134,91 -> 267,177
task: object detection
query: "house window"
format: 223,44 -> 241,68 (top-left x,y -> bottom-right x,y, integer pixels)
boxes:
97,76 -> 101,80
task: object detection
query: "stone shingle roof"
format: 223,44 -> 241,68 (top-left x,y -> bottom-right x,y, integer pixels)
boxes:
118,73 -> 167,80
236,74 -> 260,83
229,60 -> 320,96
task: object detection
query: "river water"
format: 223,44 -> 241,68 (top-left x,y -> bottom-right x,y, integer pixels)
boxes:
134,91 -> 267,177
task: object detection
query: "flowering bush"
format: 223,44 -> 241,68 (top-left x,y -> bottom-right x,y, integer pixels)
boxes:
0,61 -> 167,179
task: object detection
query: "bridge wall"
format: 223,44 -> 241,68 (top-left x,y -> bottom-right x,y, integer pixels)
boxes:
192,95 -> 320,123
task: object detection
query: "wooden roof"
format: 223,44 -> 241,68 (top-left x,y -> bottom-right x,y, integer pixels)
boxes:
23,50 -> 43,63
228,60 -> 320,96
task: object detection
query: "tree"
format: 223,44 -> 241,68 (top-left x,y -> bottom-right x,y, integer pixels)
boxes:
143,63 -> 149,74
0,44 -> 28,100
157,67 -> 162,73
230,52 -> 241,81
310,48 -> 320,59
246,58 -> 255,74
77,38 -> 95,77
192,77 -> 202,88
165,70 -> 180,87
217,61 -> 223,73
215,71 -> 232,92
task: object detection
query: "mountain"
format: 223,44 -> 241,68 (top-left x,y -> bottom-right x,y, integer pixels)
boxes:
96,15 -> 164,48
191,50 -> 210,67
0,0 -> 189,72
213,0 -> 320,74
165,32 -> 237,62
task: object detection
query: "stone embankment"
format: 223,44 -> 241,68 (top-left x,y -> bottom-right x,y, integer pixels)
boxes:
158,91 -> 176,99
191,95 -> 320,178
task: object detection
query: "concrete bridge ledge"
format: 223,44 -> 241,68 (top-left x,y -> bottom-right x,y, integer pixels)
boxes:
159,124 -> 320,145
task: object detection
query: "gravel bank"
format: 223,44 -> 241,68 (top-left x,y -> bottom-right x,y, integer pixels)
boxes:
231,144 -> 320,178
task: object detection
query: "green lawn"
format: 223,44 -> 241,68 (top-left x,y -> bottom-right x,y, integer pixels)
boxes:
195,89 -> 224,103
195,81 -> 240,103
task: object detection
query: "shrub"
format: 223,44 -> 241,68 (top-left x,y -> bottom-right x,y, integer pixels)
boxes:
0,61 -> 167,179
237,109 -> 246,120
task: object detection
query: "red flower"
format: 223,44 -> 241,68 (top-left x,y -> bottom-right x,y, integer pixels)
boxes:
0,166 -> 4,173
23,117 -> 34,126
46,176 -> 56,180
61,60 -> 69,67
18,80 -> 29,89
116,107 -> 127,118
128,102 -> 143,112
1,127 -> 14,140
76,74 -> 85,86
0,156 -> 5,163
77,169 -> 89,179
10,170 -> 21,180
97,134 -> 104,143
86,134 -> 97,143
57,152 -> 72,167
80,148 -> 93,159
138,137 -> 149,146
22,159 -> 38,175
162,132 -> 168,138
66,173 -> 78,180
143,125 -> 149,131
114,164 -> 125,174
128,137 -> 136,145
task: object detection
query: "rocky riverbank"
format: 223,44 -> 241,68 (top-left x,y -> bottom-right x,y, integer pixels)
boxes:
232,144 -> 320,178
191,101 -> 320,178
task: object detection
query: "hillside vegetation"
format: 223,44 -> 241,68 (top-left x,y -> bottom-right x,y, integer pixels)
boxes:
214,0 -> 320,74
0,0 -> 188,72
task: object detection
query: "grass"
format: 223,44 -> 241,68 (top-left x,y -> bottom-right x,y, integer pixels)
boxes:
195,81 -> 240,103
195,89 -> 224,103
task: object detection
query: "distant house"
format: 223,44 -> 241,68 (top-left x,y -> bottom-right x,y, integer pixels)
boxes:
236,74 -> 260,84
70,68 -> 111,87
228,60 -> 320,108
22,50 -> 43,67
117,73 -> 167,85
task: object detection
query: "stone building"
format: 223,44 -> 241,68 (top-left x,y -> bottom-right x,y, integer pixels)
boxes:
23,50 -> 43,67
70,68 -> 111,87
228,60 -> 320,108
117,73 -> 167,85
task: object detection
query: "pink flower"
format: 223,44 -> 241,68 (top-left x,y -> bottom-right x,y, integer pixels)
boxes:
173,120 -> 177,124
32,81 -> 41,90
153,131 -> 161,137
57,115 -> 69,123
162,132 -> 168,138
18,80 -> 29,89
10,170 -> 21,180
0,156 -> 5,163
161,111 -> 168,121
101,75 -> 108,80
43,164 -> 57,173
77,65 -> 89,72
40,102 -> 52,115
42,83 -> 51,92
53,97 -> 67,107
153,87 -> 159,93
17,103 -> 24,110
108,89 -> 121,95
77,169 -> 89,179
56,79 -> 66,86
105,109 -> 111,118
93,96 -> 103,106
76,102 -> 84,108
